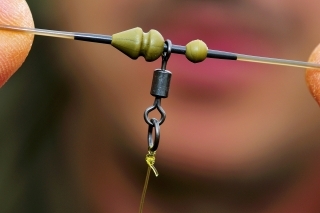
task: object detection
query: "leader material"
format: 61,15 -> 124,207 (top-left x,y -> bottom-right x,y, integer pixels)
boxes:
1,24 -> 320,69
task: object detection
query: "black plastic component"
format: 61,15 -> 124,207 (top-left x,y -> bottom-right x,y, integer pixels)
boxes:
74,33 -> 112,44
169,44 -> 186,54
207,49 -> 237,60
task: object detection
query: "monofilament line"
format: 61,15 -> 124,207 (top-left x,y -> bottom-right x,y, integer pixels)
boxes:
0,24 -> 112,44
0,24 -> 74,39
1,24 -> 320,70
236,53 -> 320,69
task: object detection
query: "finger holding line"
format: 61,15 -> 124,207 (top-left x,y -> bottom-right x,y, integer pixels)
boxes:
0,0 -> 34,87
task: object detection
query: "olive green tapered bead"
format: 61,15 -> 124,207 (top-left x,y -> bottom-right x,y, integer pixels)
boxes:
111,27 -> 164,62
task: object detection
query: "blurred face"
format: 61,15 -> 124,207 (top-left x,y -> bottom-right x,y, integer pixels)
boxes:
51,0 -> 320,211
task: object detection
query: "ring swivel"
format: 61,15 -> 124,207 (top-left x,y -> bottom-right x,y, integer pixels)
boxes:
144,40 -> 172,152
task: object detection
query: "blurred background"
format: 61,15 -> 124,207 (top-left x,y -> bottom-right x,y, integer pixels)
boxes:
2,0 -> 320,212
0,1 -> 78,212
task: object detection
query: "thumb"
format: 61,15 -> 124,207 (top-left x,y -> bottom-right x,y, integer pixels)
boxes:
306,44 -> 320,106
0,0 -> 34,87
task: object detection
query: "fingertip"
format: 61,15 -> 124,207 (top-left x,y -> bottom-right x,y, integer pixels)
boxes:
0,0 -> 34,87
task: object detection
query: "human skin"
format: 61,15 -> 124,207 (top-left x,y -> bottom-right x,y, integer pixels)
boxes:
0,0 -> 33,87
48,0 -> 320,212
306,44 -> 320,105
3,0 -> 320,212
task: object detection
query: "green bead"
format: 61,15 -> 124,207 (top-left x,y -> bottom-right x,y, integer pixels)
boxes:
111,27 -> 164,62
185,39 -> 208,63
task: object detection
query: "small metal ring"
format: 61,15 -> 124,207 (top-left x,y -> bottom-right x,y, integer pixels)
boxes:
161,40 -> 172,70
148,118 -> 160,151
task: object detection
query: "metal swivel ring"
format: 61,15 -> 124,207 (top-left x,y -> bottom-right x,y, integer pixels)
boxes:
148,118 -> 160,151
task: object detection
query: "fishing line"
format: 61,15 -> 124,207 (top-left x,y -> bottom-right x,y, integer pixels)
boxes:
1,24 -> 319,69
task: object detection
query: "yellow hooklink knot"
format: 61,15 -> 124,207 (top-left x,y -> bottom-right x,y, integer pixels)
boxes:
146,151 -> 158,177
